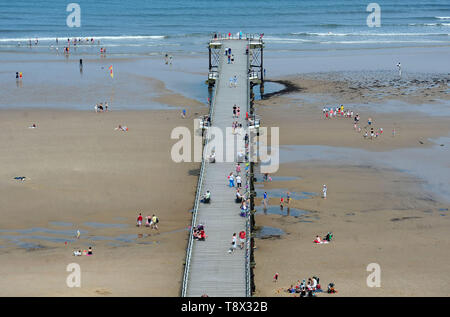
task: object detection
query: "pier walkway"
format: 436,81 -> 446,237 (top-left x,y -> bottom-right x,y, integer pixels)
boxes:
182,39 -> 251,297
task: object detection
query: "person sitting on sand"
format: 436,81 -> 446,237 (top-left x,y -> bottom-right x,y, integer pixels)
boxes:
28,123 -> 37,129
324,232 -> 333,242
314,235 -> 322,244
115,125 -> 128,131
73,249 -> 82,256
327,283 -> 337,294
87,247 -> 93,256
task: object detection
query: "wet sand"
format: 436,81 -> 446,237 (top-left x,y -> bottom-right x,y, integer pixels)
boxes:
253,72 -> 450,296
0,108 -> 205,296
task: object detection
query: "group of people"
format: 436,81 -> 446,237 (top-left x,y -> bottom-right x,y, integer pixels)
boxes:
313,232 -> 333,244
227,172 -> 243,188
94,102 -> 109,112
229,231 -> 246,253
73,246 -> 94,256
136,213 -> 159,230
286,276 -> 322,297
193,224 -> 206,241
322,105 -> 355,119
279,192 -> 291,209
324,105 -> 386,141
232,104 -> 241,118
225,47 -> 235,64
286,277 -> 337,296
164,53 -> 173,65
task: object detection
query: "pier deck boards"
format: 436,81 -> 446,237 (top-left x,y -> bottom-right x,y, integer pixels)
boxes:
184,39 -> 249,297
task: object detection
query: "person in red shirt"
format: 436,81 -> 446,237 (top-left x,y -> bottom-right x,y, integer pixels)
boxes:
239,230 -> 246,249
137,213 -> 143,227
199,230 -> 206,241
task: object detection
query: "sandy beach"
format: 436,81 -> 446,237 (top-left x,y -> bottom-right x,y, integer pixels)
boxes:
0,106 -> 206,296
252,70 -> 450,296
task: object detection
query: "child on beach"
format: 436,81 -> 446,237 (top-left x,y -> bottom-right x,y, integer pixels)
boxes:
137,213 -> 143,227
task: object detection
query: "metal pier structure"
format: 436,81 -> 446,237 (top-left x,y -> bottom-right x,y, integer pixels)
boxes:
182,35 -> 264,297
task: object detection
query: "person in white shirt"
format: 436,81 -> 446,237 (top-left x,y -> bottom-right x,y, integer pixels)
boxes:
236,175 -> 242,188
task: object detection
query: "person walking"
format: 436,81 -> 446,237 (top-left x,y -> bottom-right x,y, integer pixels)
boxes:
263,191 -> 268,207
396,62 -> 402,77
228,173 -> 235,187
150,214 -> 159,230
229,233 -> 237,253
239,230 -> 246,249
322,185 -> 327,199
236,175 -> 242,188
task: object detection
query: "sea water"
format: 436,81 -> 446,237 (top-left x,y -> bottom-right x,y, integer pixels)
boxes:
0,0 -> 449,55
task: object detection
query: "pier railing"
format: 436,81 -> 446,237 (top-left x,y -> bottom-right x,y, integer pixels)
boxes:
245,38 -> 252,297
181,48 -> 221,298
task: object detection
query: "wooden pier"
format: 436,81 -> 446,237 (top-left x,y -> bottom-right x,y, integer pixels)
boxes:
182,36 -> 263,297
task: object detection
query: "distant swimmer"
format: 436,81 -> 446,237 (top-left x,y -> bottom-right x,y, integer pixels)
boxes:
396,62 -> 402,77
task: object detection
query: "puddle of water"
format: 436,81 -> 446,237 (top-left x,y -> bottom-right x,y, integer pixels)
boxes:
106,242 -> 124,247
0,234 -> 76,246
254,226 -> 285,239
255,174 -> 301,182
83,222 -> 129,229
256,205 -> 309,217
88,234 -> 138,243
50,222 -> 74,227
255,188 -> 315,201
275,137 -> 450,204
0,227 -> 86,236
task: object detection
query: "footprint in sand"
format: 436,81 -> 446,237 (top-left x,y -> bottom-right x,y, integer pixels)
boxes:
95,288 -> 112,295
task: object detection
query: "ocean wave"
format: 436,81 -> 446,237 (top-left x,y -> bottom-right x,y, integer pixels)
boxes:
435,16 -> 450,20
291,32 -> 449,37
0,35 -> 167,43
409,23 -> 450,26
